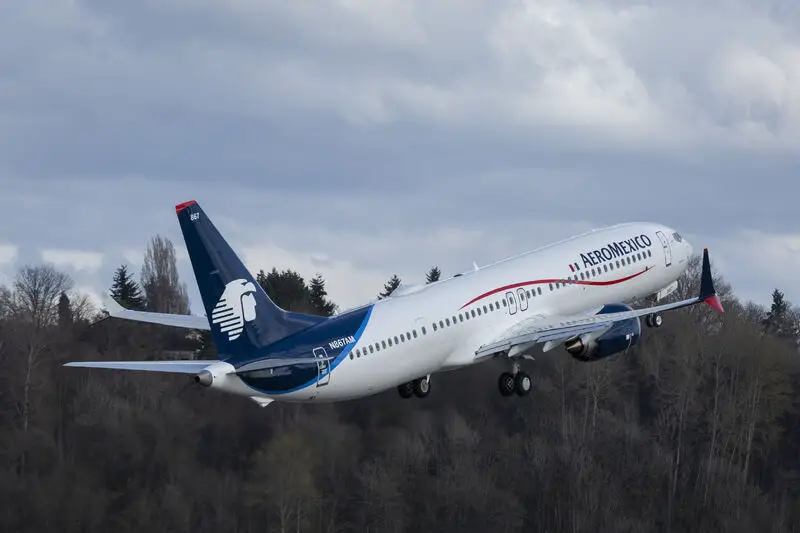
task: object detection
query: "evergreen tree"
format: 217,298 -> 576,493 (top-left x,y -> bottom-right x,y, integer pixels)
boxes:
763,288 -> 795,338
425,266 -> 441,284
256,268 -> 314,313
57,291 -> 73,327
378,274 -> 402,299
309,274 -> 337,316
109,264 -> 146,310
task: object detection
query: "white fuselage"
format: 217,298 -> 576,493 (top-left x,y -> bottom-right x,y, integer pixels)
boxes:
223,222 -> 692,403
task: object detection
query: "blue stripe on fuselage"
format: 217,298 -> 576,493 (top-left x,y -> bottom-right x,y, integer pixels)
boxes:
233,304 -> 373,395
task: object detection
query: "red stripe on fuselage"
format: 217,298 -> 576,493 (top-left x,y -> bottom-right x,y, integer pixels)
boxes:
459,266 -> 652,310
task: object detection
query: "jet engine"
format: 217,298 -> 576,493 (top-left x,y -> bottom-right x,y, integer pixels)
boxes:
564,303 -> 641,361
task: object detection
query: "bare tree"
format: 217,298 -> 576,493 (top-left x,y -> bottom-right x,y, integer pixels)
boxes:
5,265 -> 73,467
11,264 -> 74,330
140,235 -> 190,314
0,284 -> 11,319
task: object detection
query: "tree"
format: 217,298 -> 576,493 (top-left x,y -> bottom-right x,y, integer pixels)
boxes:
762,289 -> 796,339
140,235 -> 190,314
110,264 -> 146,310
57,292 -> 72,327
378,274 -> 401,299
0,284 -> 11,319
309,274 -> 337,316
425,266 -> 441,284
256,268 -> 314,313
11,264 -> 74,330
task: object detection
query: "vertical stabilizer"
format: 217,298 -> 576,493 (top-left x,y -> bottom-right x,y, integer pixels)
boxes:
175,201 -> 324,356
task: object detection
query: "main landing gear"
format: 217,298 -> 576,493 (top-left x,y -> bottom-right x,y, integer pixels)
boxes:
498,359 -> 531,397
398,375 -> 430,399
645,313 -> 663,328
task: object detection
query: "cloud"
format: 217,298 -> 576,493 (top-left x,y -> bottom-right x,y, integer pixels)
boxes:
0,244 -> 18,265
41,249 -> 104,273
0,0 -> 798,312
708,230 -> 800,305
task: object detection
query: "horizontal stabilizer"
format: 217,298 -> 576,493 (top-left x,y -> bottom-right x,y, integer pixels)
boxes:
103,296 -> 211,330
64,360 -> 218,374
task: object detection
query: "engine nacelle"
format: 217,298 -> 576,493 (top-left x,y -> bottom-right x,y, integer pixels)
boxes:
564,303 -> 641,361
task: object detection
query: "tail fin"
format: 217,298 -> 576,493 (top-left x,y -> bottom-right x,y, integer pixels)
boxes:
175,200 -> 324,356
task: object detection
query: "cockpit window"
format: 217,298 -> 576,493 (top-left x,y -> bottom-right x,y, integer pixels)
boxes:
672,232 -> 683,242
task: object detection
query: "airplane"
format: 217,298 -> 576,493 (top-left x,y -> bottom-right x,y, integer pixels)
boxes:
65,200 -> 724,407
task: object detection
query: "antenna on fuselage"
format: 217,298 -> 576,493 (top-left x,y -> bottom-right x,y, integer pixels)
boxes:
473,261 -> 479,272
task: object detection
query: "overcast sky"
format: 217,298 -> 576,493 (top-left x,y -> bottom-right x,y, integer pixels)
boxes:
1,0 -> 798,314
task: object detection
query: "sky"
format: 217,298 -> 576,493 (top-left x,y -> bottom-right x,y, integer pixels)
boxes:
0,0 -> 798,315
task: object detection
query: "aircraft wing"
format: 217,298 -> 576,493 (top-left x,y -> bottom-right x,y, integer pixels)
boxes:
474,248 -> 724,360
63,360 -> 218,374
101,297 -> 211,330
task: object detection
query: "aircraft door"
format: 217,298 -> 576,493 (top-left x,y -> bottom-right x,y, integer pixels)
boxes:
313,347 -> 331,387
505,291 -> 518,315
655,231 -> 672,267
516,288 -> 528,312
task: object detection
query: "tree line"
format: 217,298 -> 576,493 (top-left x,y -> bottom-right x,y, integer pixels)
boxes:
0,235 -> 799,532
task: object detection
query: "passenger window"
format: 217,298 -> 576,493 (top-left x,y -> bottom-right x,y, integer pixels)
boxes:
351,352 -> 355,359
421,327 -> 427,335
445,318 -> 450,326
412,330 -> 417,338
439,320 -> 444,328
483,305 -> 488,313
459,314 -> 463,322
369,345 -> 374,353
400,333 -> 405,342
471,310 -> 476,318
502,299 -> 507,307
549,283 -> 553,291
388,338 -> 392,347
375,343 -> 380,352
477,308 -> 482,316
394,336 -> 399,344
538,287 -> 542,295
432,323 -> 437,331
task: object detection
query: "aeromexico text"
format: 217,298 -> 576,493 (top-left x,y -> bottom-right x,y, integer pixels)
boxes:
579,234 -> 653,268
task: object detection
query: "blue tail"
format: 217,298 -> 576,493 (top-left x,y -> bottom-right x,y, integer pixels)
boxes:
175,200 -> 325,357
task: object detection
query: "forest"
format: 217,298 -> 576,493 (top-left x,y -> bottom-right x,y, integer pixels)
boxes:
0,234 -> 798,533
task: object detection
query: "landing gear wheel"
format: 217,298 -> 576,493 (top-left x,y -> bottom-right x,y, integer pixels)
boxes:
498,372 -> 516,397
514,371 -> 532,396
413,377 -> 430,398
646,313 -> 663,328
398,382 -> 414,399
